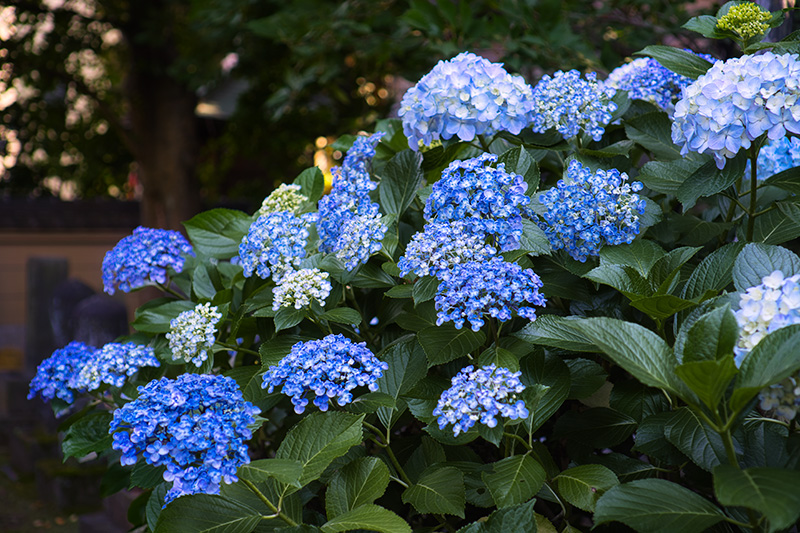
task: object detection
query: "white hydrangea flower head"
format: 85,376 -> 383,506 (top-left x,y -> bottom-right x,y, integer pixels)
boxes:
272,268 -> 332,311
166,302 -> 223,367
258,184 -> 308,216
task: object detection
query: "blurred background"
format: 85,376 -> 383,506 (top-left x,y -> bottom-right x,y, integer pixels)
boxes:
0,0 -> 793,531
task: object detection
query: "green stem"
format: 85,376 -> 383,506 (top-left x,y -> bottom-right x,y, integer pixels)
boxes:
477,134 -> 492,153
504,432 -> 532,451
383,442 -> 412,486
156,281 -> 186,299
746,147 -> 760,241
241,479 -> 298,526
215,341 -> 260,357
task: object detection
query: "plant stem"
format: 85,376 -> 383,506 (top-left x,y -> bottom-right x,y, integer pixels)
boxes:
382,441 -> 412,486
477,134 -> 492,153
746,147 -> 759,241
156,281 -> 186,299
241,479 -> 298,526
215,341 -> 260,357
504,431 -> 532,450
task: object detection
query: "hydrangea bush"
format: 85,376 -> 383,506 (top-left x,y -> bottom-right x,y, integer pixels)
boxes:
29,4 -> 800,532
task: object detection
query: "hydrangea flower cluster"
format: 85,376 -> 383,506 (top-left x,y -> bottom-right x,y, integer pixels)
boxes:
166,303 -> 222,367
424,153 -> 531,252
735,270 -> 800,421
28,341 -> 96,403
262,334 -> 388,414
672,52 -> 800,169
530,69 -> 617,141
239,211 -> 315,282
109,374 -> 260,505
746,135 -> 800,180
716,2 -> 772,40
258,183 -> 308,216
435,257 -> 546,331
398,221 -> 497,278
434,364 -> 528,436
317,133 -> 387,270
272,268 -> 332,311
74,342 -> 160,391
539,159 -> 646,262
398,52 -> 536,149
102,227 -> 194,295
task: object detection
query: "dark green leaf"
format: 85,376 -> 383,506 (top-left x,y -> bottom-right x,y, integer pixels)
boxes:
763,166 -> 800,194
483,455 -> 546,508
63,412 -> 113,459
418,325 -> 485,366
519,352 -> 571,434
633,412 -> 687,465
749,204 -> 800,244
154,494 -> 262,533
274,307 -> 305,333
637,157 -> 707,195
402,466 -> 466,517
146,483 -> 169,532
630,294 -> 698,320
553,407 -> 637,449
682,242 -> 744,300
675,356 -> 737,410
238,459 -> 303,487
351,263 -> 396,288
732,243 -> 800,292
713,466 -> 800,533
376,337 -> 427,429
519,219 -> 551,256
295,166 -> 325,204
609,381 -> 670,423
680,305 -> 739,363
343,392 -> 396,414
456,499 -> 537,533
554,464 -> 619,512
624,112 -> 681,160
132,300 -> 196,333
326,457 -> 390,518
385,284 -> 413,299
322,504 -> 411,533
497,145 -> 540,194
379,149 -> 424,216
183,208 -> 252,259
514,315 -> 596,353
412,276 -> 440,305
565,358 -> 607,400
584,264 -> 652,299
635,45 -> 714,79
131,463 -> 166,490
676,152 -> 746,210
664,407 -> 728,471
320,307 -> 362,325
599,240 -> 665,277
683,15 -> 726,38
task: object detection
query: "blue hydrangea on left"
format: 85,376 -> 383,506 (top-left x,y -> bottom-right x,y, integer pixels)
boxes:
28,341 -> 97,403
102,227 -> 194,295
109,374 -> 260,505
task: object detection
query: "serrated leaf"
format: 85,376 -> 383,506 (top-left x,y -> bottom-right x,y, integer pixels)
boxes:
132,300 -> 196,333
412,276 -> 440,305
154,494 -> 262,533
514,315 -> 596,353
376,337 -> 427,429
519,219 -> 551,256
130,463 -> 166,490
385,284 -> 413,299
343,392 -> 396,414
599,240 -> 665,277
594,479 -> 725,533
633,412 -> 687,465
609,381 -> 670,423
675,356 -> 737,410
322,504 -> 411,533
351,262 -> 396,288
418,325 -> 485,366
147,483 -> 169,531
457,499 -> 538,533
274,307 -> 305,333
62,412 -> 113,459
624,112 -> 681,160
682,242 -> 744,300
554,464 -> 619,512
714,466 -> 800,533
683,15 -> 726,38
565,358 -> 607,400
553,407 -> 637,449
184,208 -> 252,259
320,307 -> 362,325
763,166 -> 800,194
497,145 -> 540,194
630,294 -> 698,320
680,305 -> 739,363
379,150 -> 424,216
637,157 -> 708,195
584,264 -> 653,299
295,166 -> 325,204
483,455 -> 545,508
664,407 -> 727,471
238,459 -> 303,488
635,45 -> 714,79
276,412 -> 365,487
402,466 -> 466,517
732,243 -> 800,292
676,152 -> 746,210
519,352 -> 571,434
326,458 -> 390,518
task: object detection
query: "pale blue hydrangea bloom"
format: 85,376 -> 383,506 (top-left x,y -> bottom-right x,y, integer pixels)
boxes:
74,342 -> 160,391
398,220 -> 497,278
334,212 -> 388,271
425,153 -> 531,252
735,270 -> 800,421
530,69 -> 617,141
434,364 -> 529,437
239,211 -> 315,282
745,135 -> 800,181
672,52 -> 800,169
399,52 -> 536,149
102,227 -> 194,295
262,334 -> 388,414
435,257 -> 546,331
166,302 -> 222,367
538,159 -> 646,262
109,374 -> 260,505
28,341 -> 97,403
272,268 -> 332,311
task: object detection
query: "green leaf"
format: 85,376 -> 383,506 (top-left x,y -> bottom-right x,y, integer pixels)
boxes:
385,284 -> 413,299
326,457 -> 390,518
683,15 -> 726,38
762,165 -> 800,194
154,494 -> 262,533
635,45 -> 714,79
515,315 -> 596,353
456,500 -> 537,533
594,479 -> 725,533
732,243 -> 800,292
519,352 -> 571,434
565,358 -> 607,400
584,264 -> 653,299
320,307 -> 362,325
714,466 -> 800,533
519,219 -> 551,256
412,276 -> 440,305
63,412 -> 113,459
274,307 -> 305,333
192,264 -> 217,300
351,263 -> 396,288
376,337 -> 427,429
554,464 -> 619,512
237,459 -> 303,488
402,466 -> 466,517
680,305 -> 739,363
478,346 -> 520,372
379,149 -> 424,216
682,242 -> 744,300
183,208 -> 252,259
418,325 -> 485,366
676,152 -> 746,210
132,300 -> 196,333
609,381 -> 670,424
749,204 -> 800,244
664,407 -> 727,471
624,112 -> 681,160
147,484 -> 169,532
276,412 -> 365,487
629,294 -> 698,320
295,166 -> 325,204
483,455 -> 546,508
130,463 -> 166,490
322,504 -> 411,533
633,412 -> 687,465
599,240 -> 665,277
675,356 -> 738,410
497,145 -> 540,194
553,407 -> 637,449
343,392 -> 396,414
637,157 -> 707,195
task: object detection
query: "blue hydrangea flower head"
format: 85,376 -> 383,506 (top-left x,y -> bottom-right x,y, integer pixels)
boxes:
538,159 -> 646,262
74,342 -> 160,391
531,69 -> 617,141
109,374 -> 260,505
272,268 -> 332,311
334,212 -> 388,271
745,135 -> 800,181
166,302 -> 222,367
239,211 -> 314,282
425,153 -> 531,251
102,227 -> 194,295
262,334 -> 388,414
434,364 -> 528,436
435,257 -> 546,331
735,270 -> 800,421
399,52 -> 536,149
28,341 -> 97,403
672,52 -> 800,169
398,220 -> 497,278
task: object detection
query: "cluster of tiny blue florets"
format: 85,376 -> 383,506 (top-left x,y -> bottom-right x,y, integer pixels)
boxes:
424,153 -> 531,252
28,341 -> 96,404
434,364 -> 529,436
166,303 -> 223,367
398,220 -> 497,278
435,257 -> 546,331
539,159 -> 646,262
109,374 -> 260,505
531,69 -> 617,141
262,334 -> 388,414
672,52 -> 800,169
399,52 -> 536,149
746,135 -> 800,181
74,342 -> 160,391
238,211 -> 315,282
317,133 -> 387,270
102,227 -> 194,295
